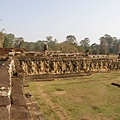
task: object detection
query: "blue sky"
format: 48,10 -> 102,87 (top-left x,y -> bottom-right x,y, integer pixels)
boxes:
0,0 -> 120,44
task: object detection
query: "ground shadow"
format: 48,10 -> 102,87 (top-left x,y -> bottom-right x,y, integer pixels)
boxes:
111,83 -> 120,88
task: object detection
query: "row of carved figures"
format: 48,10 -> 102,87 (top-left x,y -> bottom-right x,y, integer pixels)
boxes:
19,59 -> 120,75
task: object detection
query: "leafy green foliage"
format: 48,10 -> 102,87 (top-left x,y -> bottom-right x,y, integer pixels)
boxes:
60,43 -> 78,53
0,32 -> 4,47
65,35 -> 77,45
80,37 -> 90,50
3,33 -> 15,48
1,33 -> 120,54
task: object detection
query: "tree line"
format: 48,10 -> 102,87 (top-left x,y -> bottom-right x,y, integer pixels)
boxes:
0,32 -> 120,55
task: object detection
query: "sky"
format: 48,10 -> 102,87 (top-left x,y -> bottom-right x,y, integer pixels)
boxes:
0,0 -> 120,45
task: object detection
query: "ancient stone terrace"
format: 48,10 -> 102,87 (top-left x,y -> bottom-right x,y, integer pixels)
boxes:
0,48 -> 120,119
0,50 -> 45,120
17,52 -> 110,74
14,51 -> 120,82
0,48 -> 27,60
0,58 -> 14,120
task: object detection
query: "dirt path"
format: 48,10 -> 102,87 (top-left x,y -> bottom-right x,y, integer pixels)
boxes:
38,86 -> 74,120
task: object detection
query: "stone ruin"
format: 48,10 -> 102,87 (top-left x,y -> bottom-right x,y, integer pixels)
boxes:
0,48 -> 120,119
16,51 -> 120,81
0,48 -> 45,120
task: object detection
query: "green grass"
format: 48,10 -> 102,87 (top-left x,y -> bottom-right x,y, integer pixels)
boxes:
24,82 -> 60,120
24,71 -> 120,120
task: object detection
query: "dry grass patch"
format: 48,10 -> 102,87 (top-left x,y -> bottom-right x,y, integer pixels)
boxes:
24,71 -> 120,120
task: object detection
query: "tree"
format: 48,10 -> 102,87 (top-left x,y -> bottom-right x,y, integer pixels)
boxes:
104,34 -> 113,53
14,37 -> 24,48
54,39 -> 58,44
99,34 -> 114,54
110,37 -> 120,54
46,36 -> 53,43
0,30 -> 4,48
65,35 -> 77,45
19,40 -> 25,48
99,36 -> 108,54
54,44 -> 61,51
90,43 -> 99,54
76,45 -> 85,53
60,43 -> 78,53
34,40 -> 45,51
3,33 -> 15,48
80,37 -> 90,50
25,42 -> 35,51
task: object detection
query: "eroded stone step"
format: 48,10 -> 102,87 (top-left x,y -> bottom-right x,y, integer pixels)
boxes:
25,96 -> 46,120
25,73 -> 89,81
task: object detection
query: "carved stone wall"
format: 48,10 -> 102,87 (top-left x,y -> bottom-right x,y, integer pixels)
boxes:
17,58 -> 115,76
16,53 -> 120,76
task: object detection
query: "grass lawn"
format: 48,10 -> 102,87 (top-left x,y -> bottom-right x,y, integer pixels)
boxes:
24,71 -> 120,120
